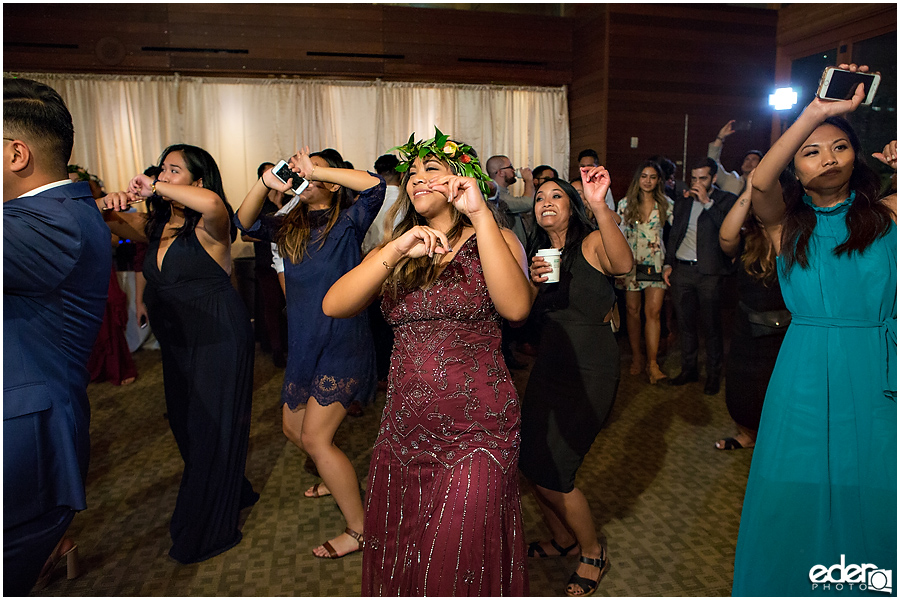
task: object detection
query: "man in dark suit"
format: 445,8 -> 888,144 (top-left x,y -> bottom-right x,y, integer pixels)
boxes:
3,78 -> 111,594
662,157 -> 737,395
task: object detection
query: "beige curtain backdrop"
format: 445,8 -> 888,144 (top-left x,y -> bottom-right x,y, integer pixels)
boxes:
11,73 -> 569,253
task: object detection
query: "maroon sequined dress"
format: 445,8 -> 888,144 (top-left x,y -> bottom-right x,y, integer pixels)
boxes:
361,235 -> 528,596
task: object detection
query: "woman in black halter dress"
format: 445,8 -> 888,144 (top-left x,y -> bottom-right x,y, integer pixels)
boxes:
102,144 -> 256,563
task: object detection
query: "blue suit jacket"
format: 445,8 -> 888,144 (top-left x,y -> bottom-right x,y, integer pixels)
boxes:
3,181 -> 111,527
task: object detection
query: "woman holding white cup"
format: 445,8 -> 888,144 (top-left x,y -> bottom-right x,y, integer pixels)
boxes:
519,169 -> 632,596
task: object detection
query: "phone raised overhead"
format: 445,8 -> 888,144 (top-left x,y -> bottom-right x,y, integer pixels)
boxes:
271,160 -> 309,195
816,67 -> 880,106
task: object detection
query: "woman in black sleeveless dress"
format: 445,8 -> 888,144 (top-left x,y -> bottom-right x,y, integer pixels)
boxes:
519,171 -> 633,597
715,171 -> 788,450
102,144 -> 257,563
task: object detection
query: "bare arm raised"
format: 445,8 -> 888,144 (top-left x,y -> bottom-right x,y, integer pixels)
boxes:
719,170 -> 755,258
751,63 -> 870,253
128,174 -> 232,244
425,174 -> 532,322
581,166 -> 633,276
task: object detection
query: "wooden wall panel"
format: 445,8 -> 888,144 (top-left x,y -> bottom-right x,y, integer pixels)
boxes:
567,4 -> 608,180
3,3 -> 572,85
578,4 -> 778,199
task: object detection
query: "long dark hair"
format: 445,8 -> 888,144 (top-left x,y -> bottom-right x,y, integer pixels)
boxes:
383,150 -> 503,296
274,149 -> 353,264
145,144 -> 235,242
781,116 -> 891,272
527,178 -> 596,271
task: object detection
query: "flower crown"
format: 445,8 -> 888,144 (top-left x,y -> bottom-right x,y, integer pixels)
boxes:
390,127 -> 493,196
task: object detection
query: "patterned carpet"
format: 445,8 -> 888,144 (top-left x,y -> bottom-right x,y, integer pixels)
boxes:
31,337 -> 751,597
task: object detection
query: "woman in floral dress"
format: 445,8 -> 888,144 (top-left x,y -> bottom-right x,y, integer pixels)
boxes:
615,161 -> 674,383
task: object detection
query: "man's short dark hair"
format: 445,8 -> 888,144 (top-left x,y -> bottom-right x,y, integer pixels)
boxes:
533,164 -> 558,179
693,156 -> 718,177
374,154 -> 400,176
647,155 -> 676,181
743,150 -> 763,162
3,78 -> 74,170
257,161 -> 275,180
577,149 -> 599,162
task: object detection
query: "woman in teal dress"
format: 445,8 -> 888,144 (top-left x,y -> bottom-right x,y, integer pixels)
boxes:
732,63 -> 896,596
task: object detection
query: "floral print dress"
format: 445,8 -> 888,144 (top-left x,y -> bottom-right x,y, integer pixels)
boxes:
615,196 -> 674,291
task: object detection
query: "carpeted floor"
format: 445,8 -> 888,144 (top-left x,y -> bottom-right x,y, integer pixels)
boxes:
31,338 -> 752,597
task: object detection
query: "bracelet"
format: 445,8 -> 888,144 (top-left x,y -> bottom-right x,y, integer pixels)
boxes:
382,260 -> 395,271
150,179 -> 158,195
716,136 -> 725,142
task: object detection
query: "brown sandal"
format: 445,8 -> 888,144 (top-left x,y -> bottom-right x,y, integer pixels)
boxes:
305,482 -> 331,498
316,527 -> 364,559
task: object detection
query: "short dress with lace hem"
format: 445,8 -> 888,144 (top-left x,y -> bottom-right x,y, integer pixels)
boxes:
361,234 -> 528,596
235,177 -> 385,410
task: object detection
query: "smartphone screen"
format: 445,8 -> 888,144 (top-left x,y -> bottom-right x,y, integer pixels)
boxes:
274,162 -> 294,185
822,69 -> 877,101
273,161 -> 308,193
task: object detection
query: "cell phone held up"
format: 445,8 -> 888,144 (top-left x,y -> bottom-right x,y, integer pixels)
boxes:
271,160 -> 310,195
816,67 -> 881,106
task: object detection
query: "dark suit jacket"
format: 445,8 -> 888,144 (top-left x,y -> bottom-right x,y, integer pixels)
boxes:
4,181 -> 111,527
664,186 -> 738,276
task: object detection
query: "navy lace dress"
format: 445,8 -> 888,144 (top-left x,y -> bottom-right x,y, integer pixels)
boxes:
236,177 -> 385,410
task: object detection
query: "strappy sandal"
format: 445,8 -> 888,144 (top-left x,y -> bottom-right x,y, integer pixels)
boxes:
527,538 -> 579,558
565,551 -> 610,597
304,483 -> 331,498
316,527 -> 363,559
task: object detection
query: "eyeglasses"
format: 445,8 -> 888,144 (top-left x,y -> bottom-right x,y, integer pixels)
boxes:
499,165 -> 515,172
2,137 -> 14,142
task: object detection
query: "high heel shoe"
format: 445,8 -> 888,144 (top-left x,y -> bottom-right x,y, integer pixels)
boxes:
647,363 -> 668,385
32,537 -> 80,591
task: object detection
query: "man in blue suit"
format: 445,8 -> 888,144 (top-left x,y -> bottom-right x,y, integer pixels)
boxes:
3,77 -> 111,594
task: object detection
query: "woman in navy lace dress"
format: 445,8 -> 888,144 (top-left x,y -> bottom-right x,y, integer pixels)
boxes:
236,148 -> 384,559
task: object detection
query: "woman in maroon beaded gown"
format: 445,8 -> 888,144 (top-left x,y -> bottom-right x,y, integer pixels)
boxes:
324,131 -> 534,595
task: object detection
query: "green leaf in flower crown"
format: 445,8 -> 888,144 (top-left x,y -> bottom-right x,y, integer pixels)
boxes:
418,146 -> 430,159
395,161 -> 409,172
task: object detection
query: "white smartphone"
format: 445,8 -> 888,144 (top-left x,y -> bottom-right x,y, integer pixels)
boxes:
817,67 -> 881,106
271,160 -> 309,195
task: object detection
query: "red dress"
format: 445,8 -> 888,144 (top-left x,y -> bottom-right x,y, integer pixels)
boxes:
361,235 -> 528,596
86,266 -> 137,385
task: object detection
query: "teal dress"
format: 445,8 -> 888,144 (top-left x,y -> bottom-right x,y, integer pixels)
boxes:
733,192 -> 897,596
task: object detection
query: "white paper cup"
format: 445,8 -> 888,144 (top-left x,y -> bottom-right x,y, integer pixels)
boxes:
535,248 -> 561,283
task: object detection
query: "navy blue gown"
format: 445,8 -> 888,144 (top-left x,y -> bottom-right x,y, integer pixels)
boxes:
237,177 -> 385,410
143,229 -> 256,563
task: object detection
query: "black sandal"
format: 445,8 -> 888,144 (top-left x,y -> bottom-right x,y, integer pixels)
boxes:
565,551 -> 610,597
527,538 -> 579,558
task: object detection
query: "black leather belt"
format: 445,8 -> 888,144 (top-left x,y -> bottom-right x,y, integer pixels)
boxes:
677,259 -> 698,266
